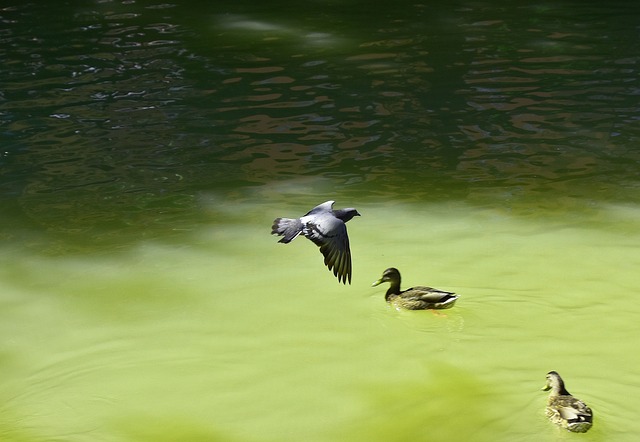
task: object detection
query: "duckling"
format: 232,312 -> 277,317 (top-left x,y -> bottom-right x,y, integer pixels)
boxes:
542,371 -> 593,433
371,268 -> 458,310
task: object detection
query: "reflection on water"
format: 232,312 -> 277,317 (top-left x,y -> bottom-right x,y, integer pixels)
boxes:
1,0 -> 640,441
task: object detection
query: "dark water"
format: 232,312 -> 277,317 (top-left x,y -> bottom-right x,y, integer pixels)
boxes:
1,1 -> 639,441
2,1 -> 639,248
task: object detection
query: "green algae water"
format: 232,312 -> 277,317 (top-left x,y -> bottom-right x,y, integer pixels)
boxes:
1,1 -> 640,441
3,200 -> 638,441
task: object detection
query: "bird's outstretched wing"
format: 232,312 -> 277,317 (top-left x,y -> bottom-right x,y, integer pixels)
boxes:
304,216 -> 352,284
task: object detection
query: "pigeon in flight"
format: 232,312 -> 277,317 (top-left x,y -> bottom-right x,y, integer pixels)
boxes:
272,201 -> 361,284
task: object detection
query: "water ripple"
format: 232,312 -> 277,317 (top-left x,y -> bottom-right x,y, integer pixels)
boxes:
0,1 -> 639,248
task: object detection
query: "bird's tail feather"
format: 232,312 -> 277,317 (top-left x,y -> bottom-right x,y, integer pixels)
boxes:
271,218 -> 303,243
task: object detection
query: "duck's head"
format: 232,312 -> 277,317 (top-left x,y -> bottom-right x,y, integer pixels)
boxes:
542,371 -> 570,395
372,267 -> 401,287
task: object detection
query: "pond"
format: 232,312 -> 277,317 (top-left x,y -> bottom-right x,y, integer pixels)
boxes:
1,1 -> 639,441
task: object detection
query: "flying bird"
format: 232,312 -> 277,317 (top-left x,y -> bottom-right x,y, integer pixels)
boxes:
271,201 -> 360,284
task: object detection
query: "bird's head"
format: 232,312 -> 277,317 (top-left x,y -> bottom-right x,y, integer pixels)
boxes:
372,267 -> 401,287
335,208 -> 361,223
542,371 -> 569,395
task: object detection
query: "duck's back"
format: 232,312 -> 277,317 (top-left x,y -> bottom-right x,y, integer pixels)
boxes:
395,286 -> 458,310
546,395 -> 593,433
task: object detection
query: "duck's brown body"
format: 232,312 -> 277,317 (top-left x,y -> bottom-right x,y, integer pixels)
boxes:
372,268 -> 458,310
542,371 -> 593,433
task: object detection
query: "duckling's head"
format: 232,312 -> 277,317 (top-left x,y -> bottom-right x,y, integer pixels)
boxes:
542,371 -> 570,395
371,267 -> 401,287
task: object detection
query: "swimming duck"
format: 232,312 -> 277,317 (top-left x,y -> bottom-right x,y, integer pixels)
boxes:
542,371 -> 593,433
371,268 -> 458,310
272,201 -> 360,284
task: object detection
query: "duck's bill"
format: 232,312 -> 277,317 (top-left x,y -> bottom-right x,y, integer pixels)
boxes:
371,279 -> 383,287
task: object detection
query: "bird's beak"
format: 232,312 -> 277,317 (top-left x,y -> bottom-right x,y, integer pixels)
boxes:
541,384 -> 551,391
371,278 -> 383,287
